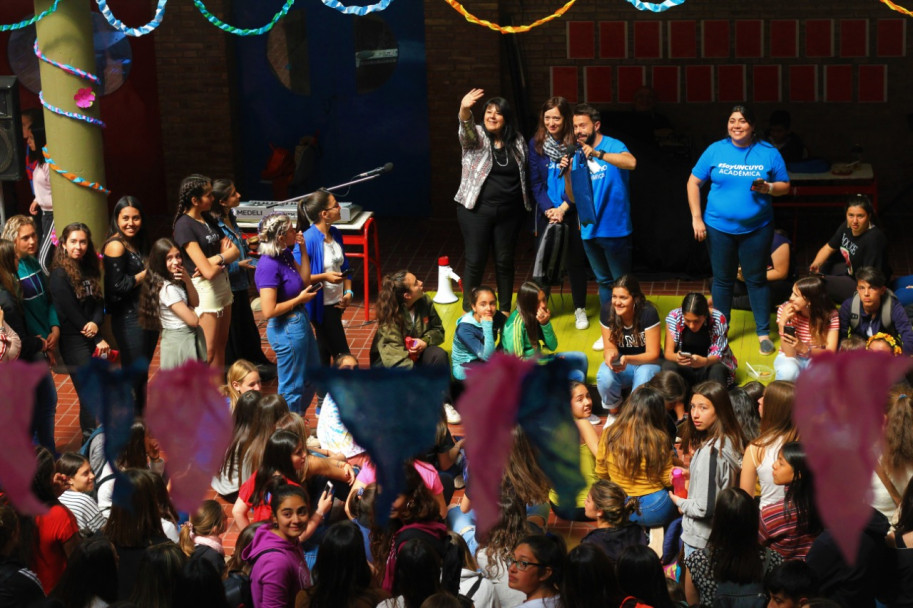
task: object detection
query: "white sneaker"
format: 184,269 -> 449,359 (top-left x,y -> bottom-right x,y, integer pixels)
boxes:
603,412 -> 618,429
444,403 -> 462,425
574,308 -> 589,330
587,413 -> 602,425
592,336 -> 604,351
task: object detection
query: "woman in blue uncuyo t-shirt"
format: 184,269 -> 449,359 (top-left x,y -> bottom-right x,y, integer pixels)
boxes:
687,105 -> 789,357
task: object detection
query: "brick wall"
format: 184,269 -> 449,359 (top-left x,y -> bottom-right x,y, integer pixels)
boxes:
154,0 -> 238,215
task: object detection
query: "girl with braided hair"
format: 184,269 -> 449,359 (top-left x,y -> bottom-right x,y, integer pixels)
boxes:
172,174 -> 239,371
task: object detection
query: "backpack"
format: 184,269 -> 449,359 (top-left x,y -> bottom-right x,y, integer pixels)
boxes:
223,548 -> 279,608
848,290 -> 897,334
532,222 -> 569,287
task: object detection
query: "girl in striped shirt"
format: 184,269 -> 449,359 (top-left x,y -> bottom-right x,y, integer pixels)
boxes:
774,276 -> 839,382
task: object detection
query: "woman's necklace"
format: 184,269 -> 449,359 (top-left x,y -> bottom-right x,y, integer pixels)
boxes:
493,145 -> 509,167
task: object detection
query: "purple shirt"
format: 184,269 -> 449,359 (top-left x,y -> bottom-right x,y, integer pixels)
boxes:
254,249 -> 304,304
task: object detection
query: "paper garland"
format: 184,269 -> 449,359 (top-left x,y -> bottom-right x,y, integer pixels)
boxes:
880,0 -> 913,16
442,0 -> 578,34
39,91 -> 106,128
0,0 -> 62,32
193,0 -> 298,36
321,0 -> 394,16
34,40 -> 101,86
625,0 -> 686,12
96,0 -> 169,37
42,146 -> 111,194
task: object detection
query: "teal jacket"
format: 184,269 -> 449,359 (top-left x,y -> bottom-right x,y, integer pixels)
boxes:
501,309 -> 557,358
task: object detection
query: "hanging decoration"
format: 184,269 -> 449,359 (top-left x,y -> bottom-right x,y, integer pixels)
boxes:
193,0 -> 297,36
34,40 -> 102,86
442,0 -> 578,33
75,88 -> 96,109
39,91 -> 106,127
42,146 -> 111,194
96,0 -> 169,37
320,0 -> 394,15
0,0 -> 62,32
624,0 -> 686,12
880,0 -> 913,16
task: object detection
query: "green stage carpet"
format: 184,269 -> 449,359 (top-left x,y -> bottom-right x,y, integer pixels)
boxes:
429,292 -> 776,386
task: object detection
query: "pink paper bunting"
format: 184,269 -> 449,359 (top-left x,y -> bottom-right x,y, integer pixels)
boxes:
794,351 -> 912,563
146,360 -> 233,513
0,361 -> 49,514
457,354 -> 535,537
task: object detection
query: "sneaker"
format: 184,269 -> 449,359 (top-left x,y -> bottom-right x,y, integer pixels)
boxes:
603,411 -> 618,428
444,403 -> 462,425
759,338 -> 776,356
453,475 -> 465,489
574,308 -> 589,330
592,336 -> 604,351
587,413 -> 602,425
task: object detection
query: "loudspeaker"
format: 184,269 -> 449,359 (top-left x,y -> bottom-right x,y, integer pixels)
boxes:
0,76 -> 24,182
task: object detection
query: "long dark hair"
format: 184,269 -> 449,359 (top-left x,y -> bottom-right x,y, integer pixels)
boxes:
392,538 -> 442,608
138,238 -> 183,331
686,381 -> 746,454
680,292 -> 711,338
516,534 -> 566,594
615,545 -> 674,608
780,442 -> 824,536
103,468 -> 166,547
105,195 -> 149,255
27,123 -> 46,165
793,276 -> 833,345
308,521 -> 374,608
561,543 -> 623,608
53,223 -> 102,301
376,269 -> 410,329
212,178 -> 236,222
600,386 -> 671,485
172,173 -> 212,230
298,188 -> 334,228
0,239 -> 21,301
515,281 -> 544,348
533,96 -> 574,155
483,97 -> 519,148
32,446 -> 61,508
606,275 -> 647,347
894,472 -> 913,536
250,430 -> 303,507
49,537 -> 119,607
708,488 -> 764,584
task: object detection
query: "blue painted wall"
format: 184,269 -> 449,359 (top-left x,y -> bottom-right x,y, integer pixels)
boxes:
233,1 -> 431,217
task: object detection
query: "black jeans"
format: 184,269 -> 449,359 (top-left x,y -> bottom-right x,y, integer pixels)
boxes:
661,359 -> 730,387
111,307 -> 158,416
457,201 -> 526,313
226,289 -> 272,368
58,332 -> 99,435
312,304 -> 350,367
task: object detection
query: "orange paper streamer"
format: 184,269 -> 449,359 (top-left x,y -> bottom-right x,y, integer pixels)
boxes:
443,0 -> 577,33
880,0 -> 913,16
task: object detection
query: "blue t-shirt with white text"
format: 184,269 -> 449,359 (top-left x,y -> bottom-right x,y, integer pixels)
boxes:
691,139 -> 788,234
573,136 -> 633,240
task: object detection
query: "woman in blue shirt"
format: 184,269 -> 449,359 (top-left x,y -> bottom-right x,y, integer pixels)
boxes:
687,105 -> 789,356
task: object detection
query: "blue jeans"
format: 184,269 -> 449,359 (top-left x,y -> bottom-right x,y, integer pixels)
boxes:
447,505 -> 479,556
32,370 -> 58,455
893,275 -> 913,307
555,351 -> 588,383
773,352 -> 810,382
597,361 -> 661,409
267,308 -> 320,413
582,236 -> 632,305
629,488 -> 677,528
706,222 -> 774,336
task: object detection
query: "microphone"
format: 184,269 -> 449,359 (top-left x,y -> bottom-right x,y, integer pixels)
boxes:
558,144 -> 579,177
355,162 -> 394,179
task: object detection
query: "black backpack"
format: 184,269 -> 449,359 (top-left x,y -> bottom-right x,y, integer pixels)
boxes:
223,549 -> 279,608
532,222 -> 569,287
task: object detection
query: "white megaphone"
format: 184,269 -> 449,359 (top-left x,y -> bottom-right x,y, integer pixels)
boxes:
432,256 -> 461,304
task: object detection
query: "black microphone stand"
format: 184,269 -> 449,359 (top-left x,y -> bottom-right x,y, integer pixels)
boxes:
324,171 -> 385,192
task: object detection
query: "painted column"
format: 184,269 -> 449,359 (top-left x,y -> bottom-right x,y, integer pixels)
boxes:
34,0 -> 107,248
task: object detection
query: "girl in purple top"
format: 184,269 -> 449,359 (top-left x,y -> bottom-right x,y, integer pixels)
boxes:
254,214 -> 320,412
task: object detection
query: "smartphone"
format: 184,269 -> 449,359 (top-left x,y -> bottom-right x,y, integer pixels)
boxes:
310,282 -> 324,292
247,256 -> 259,268
783,325 -> 797,338
342,268 -> 354,277
323,481 -> 334,496
679,351 -> 693,359
610,356 -> 622,369
750,178 -> 766,192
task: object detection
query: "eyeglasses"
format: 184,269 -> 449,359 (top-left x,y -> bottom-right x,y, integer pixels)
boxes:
506,557 -> 543,571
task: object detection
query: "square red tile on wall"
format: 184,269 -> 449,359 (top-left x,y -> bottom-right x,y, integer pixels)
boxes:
877,19 -> 905,57
685,65 -> 713,103
618,66 -> 646,103
770,20 -> 798,58
653,66 -> 680,103
789,65 -> 818,102
600,21 -> 627,58
567,21 -> 595,59
634,21 -> 662,58
668,21 -> 696,58
585,66 -> 613,103
702,20 -> 730,58
717,65 -> 746,102
806,20 -> 834,57
840,19 -> 868,57
858,65 -> 887,102
551,67 -> 579,103
824,64 -> 853,102
735,21 -> 763,58
753,65 -> 782,103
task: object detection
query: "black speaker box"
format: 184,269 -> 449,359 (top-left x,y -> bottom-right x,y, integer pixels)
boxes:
0,76 -> 24,182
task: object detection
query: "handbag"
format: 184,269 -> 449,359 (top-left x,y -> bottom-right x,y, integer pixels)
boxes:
0,321 -> 21,362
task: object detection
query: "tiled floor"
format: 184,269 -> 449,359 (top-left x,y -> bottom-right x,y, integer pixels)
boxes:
47,208 -> 913,554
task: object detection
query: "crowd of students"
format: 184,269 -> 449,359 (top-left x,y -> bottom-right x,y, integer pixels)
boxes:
2,104 -> 913,608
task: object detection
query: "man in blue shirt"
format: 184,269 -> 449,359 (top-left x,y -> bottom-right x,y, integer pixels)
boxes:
564,104 -> 637,350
